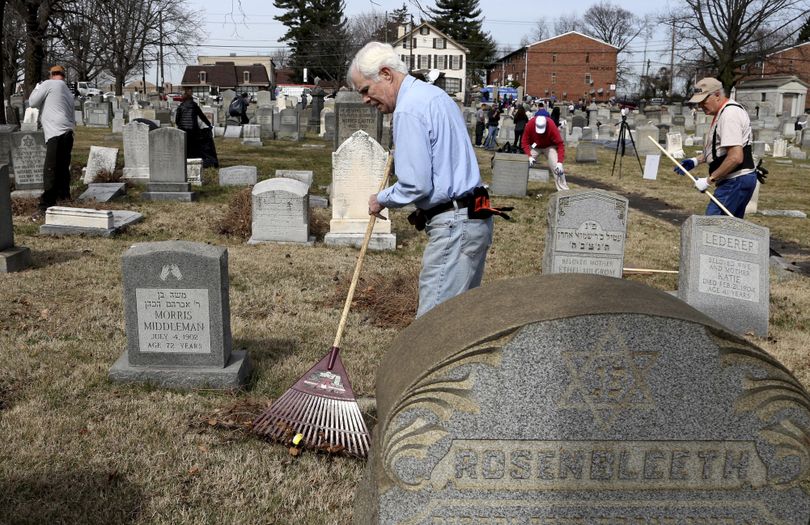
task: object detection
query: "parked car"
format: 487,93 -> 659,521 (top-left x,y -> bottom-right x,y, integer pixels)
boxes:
168,93 -> 183,102
76,81 -> 102,98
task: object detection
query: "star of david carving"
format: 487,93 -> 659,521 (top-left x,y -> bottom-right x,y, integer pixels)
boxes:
558,321 -> 659,430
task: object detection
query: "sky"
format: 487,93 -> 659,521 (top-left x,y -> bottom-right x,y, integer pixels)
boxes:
165,0 -> 677,87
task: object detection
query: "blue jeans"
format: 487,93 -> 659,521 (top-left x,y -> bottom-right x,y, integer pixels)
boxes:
483,125 -> 498,149
417,205 -> 494,318
706,172 -> 757,218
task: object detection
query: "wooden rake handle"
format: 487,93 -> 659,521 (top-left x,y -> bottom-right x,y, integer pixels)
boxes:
648,137 -> 734,217
331,154 -> 395,352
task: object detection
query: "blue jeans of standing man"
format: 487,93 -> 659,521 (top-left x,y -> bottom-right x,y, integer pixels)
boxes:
417,205 -> 494,318
705,172 -> 757,218
483,125 -> 498,149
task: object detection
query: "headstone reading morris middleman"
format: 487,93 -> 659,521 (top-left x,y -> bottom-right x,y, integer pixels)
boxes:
0,164 -> 32,272
678,215 -> 770,337
542,189 -> 629,278
109,241 -> 252,389
355,274 -> 810,524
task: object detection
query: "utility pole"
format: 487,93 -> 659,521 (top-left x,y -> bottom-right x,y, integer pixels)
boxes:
159,11 -> 165,94
409,14 -> 414,72
384,11 -> 388,43
669,21 -> 675,99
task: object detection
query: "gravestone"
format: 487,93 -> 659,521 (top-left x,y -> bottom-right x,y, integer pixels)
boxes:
0,164 -> 32,272
308,86 -> 325,133
678,215 -> 769,337
567,127 -> 581,146
275,169 -> 313,187
78,182 -> 126,203
334,91 -> 383,151
277,109 -> 301,141
241,124 -> 262,146
255,90 -> 273,108
581,127 -> 594,141
186,158 -> 203,186
528,167 -> 549,183
40,206 -> 142,237
772,139 -> 787,158
255,107 -> 275,140
0,124 -> 18,175
355,274 -> 810,524
666,132 -> 684,158
752,141 -> 766,159
571,114 -> 586,129
323,109 -> 336,140
86,102 -> 111,127
224,125 -> 241,139
490,152 -> 528,197
635,124 -> 661,155
122,121 -> 150,181
21,107 -> 38,132
249,178 -> 313,245
109,241 -> 252,389
325,130 -> 395,250
83,146 -> 119,184
542,189 -> 628,278
142,127 -> 195,201
155,109 -> 171,126
218,165 -> 257,186
9,131 -> 47,197
574,141 -> 598,163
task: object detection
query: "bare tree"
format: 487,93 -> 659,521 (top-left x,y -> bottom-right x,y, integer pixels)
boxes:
50,0 -> 106,83
9,0 -> 66,96
525,18 -> 550,43
553,13 -> 584,35
671,0 -> 808,91
347,11 -> 386,53
271,47 -> 291,70
582,0 -> 646,53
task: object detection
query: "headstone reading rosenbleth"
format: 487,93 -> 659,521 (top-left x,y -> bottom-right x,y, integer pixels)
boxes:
0,164 -> 32,272
354,274 -> 810,524
678,215 -> 770,337
109,241 -> 251,389
542,189 -> 628,277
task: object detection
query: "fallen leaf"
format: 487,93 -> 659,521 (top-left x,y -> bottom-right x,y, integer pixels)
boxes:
289,447 -> 301,457
207,419 -> 217,426
188,467 -> 200,475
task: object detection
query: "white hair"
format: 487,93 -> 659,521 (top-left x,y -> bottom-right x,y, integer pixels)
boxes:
347,42 -> 408,87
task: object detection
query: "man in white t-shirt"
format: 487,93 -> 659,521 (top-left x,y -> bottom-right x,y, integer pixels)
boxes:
674,77 -> 757,218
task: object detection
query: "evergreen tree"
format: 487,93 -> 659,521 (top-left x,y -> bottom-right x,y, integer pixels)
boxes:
274,0 -> 349,82
428,0 -> 496,82
798,15 -> 810,44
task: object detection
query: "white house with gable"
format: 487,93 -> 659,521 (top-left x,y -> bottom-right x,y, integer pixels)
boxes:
391,22 -> 468,101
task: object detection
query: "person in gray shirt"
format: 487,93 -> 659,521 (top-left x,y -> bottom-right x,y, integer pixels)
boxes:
28,64 -> 76,212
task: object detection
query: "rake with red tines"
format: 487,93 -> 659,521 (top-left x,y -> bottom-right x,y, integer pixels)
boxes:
253,156 -> 394,459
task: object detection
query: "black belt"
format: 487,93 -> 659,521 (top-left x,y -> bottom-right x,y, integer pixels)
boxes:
422,195 -> 473,221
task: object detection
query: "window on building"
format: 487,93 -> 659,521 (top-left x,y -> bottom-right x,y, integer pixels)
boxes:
433,38 -> 446,49
420,26 -> 429,35
552,53 -> 557,63
403,38 -> 417,49
585,73 -> 592,84
199,71 -> 207,83
585,53 -> 590,63
418,55 -> 431,69
450,55 -> 463,70
761,93 -> 767,102
551,72 -> 556,84
244,71 -> 250,83
443,77 -> 461,95
435,55 -> 447,69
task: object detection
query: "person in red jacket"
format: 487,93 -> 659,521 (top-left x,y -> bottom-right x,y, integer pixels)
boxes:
522,115 -> 569,191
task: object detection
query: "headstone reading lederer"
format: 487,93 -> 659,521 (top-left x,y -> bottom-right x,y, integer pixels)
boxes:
109,240 -> 251,389
355,274 -> 810,524
542,189 -> 628,278
678,215 -> 770,337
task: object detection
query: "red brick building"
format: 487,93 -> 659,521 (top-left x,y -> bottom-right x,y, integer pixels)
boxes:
759,42 -> 810,86
486,32 -> 618,102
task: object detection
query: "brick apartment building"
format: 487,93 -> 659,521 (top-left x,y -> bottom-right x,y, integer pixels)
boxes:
487,31 -> 618,103
754,42 -> 810,88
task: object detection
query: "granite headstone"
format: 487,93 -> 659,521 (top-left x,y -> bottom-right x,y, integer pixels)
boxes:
142,127 -> 195,201
334,91 -> 383,151
0,164 -> 32,272
9,131 -> 47,196
491,153 -> 528,197
248,177 -> 312,244
218,165 -> 257,186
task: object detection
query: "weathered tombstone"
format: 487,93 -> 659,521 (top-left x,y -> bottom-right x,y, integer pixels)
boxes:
0,124 -> 18,175
40,206 -> 142,237
678,215 -> 769,337
0,164 -> 32,272
542,189 -> 628,277
276,109 -> 301,141
575,140 -> 599,163
334,91 -> 383,151
308,86 -> 325,133
666,132 -> 684,158
325,130 -> 395,250
86,102 -> 111,127
635,124 -> 661,155
255,90 -> 273,108
154,109 -> 171,126
109,241 -> 252,389
249,178 -> 313,245
571,113 -> 586,129
122,122 -> 150,181
255,107 -> 275,140
752,141 -> 766,159
218,165 -> 257,186
323,109 -> 336,140
528,167 -> 549,183
78,182 -> 126,203
355,274 -> 810,524
274,169 -> 313,187
83,145 -> 119,184
241,124 -> 262,146
223,125 -> 241,139
490,152 -> 528,197
772,138 -> 787,158
142,127 -> 195,201
21,107 -> 39,132
9,131 -> 47,197
186,158 -> 203,186
580,126 -> 594,141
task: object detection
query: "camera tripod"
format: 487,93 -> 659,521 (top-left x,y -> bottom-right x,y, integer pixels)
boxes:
611,114 -> 644,178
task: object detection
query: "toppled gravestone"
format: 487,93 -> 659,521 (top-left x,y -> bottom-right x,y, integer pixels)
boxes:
355,274 -> 810,524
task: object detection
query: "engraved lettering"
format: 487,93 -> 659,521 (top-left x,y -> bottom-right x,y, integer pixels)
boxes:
643,450 -> 665,479
509,450 -> 532,479
455,450 -> 477,479
482,450 -> 505,479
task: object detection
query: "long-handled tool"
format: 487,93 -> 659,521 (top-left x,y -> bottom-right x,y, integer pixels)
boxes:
253,155 -> 394,458
648,137 -> 733,217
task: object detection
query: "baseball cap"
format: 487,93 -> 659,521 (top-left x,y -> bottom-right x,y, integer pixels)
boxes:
49,65 -> 65,76
535,116 -> 547,134
688,77 -> 723,103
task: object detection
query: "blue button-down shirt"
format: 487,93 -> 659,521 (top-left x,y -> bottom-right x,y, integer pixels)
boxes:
377,76 -> 481,210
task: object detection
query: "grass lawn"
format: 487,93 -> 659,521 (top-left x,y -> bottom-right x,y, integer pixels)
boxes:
1,124 -> 809,524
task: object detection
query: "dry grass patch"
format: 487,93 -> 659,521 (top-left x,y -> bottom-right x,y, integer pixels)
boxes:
328,266 -> 420,330
215,187 -> 252,239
